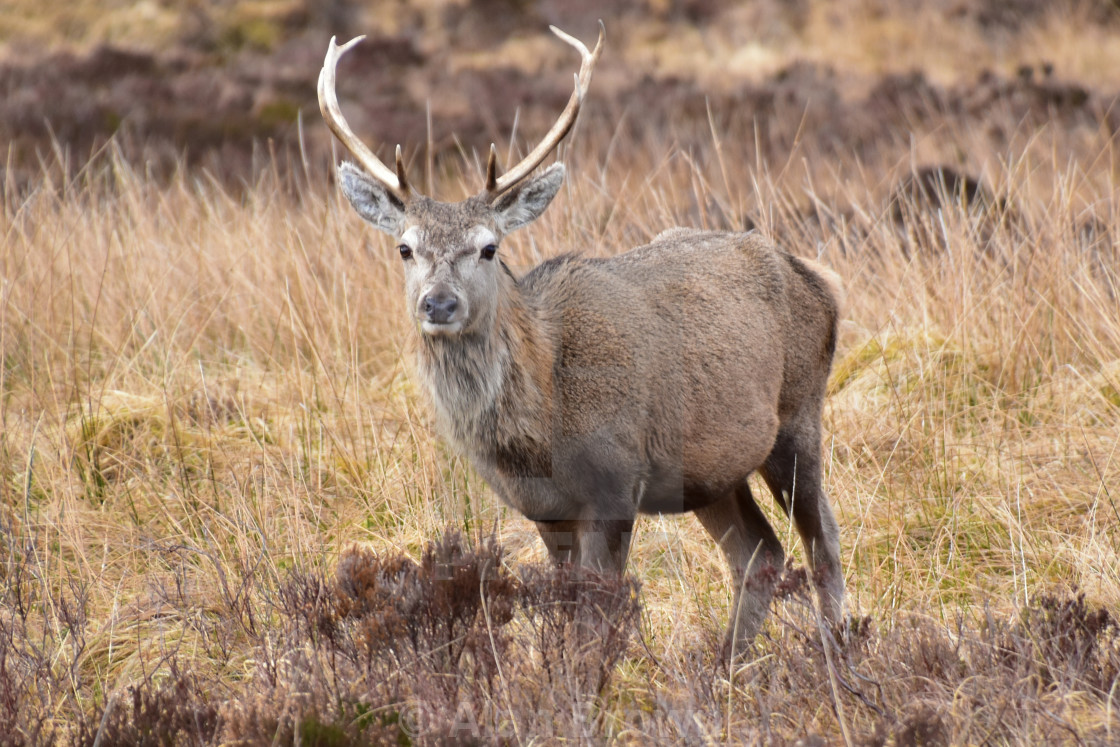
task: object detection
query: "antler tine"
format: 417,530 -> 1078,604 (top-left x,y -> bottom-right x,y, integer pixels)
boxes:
394,144 -> 409,194
485,144 -> 499,192
318,36 -> 411,204
487,21 -> 605,199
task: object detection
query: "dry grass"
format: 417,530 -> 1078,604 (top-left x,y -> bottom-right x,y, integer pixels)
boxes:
3,107 -> 1119,742
3,2 -> 1120,744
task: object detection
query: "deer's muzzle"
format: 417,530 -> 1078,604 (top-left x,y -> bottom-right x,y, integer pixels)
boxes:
418,288 -> 463,336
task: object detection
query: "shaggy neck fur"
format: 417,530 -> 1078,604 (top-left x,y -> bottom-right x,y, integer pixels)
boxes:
415,271 -> 555,468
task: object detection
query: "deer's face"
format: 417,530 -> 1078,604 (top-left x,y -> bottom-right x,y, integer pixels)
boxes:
397,197 -> 503,337
339,161 -> 564,339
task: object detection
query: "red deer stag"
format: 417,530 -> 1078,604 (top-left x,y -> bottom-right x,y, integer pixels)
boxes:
319,24 -> 845,653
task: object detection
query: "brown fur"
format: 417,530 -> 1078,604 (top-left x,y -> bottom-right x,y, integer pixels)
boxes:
349,180 -> 845,652
325,25 -> 843,655
338,167 -> 845,656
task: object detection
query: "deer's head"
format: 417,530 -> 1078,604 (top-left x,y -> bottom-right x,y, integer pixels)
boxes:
319,25 -> 604,338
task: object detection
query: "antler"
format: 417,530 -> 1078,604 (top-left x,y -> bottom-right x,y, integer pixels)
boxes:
318,35 -> 411,204
319,24 -> 603,203
485,22 -> 605,200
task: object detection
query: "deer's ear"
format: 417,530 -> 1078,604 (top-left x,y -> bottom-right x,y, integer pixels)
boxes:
338,162 -> 407,236
492,163 -> 564,234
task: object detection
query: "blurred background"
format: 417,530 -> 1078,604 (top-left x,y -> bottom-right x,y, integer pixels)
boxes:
3,0 -> 1119,191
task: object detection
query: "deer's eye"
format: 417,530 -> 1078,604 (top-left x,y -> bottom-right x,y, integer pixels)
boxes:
398,244 -> 413,260
480,244 -> 497,261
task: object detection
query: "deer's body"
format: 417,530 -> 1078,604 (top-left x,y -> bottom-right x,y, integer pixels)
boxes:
421,229 -> 831,519
319,26 -> 846,653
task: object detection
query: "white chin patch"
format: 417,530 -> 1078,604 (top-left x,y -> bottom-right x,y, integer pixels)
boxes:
420,320 -> 463,337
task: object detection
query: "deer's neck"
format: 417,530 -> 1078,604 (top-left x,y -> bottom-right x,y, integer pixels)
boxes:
416,277 -> 555,462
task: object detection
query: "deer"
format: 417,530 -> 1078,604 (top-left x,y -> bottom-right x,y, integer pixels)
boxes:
318,24 -> 846,654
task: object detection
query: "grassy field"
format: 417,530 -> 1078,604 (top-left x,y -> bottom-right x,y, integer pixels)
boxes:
3,1 -> 1120,744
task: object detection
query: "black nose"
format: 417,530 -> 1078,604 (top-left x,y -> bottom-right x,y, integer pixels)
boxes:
423,293 -> 458,323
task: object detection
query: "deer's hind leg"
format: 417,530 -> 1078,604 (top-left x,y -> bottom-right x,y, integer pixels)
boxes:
694,481 -> 785,656
759,422 -> 844,626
